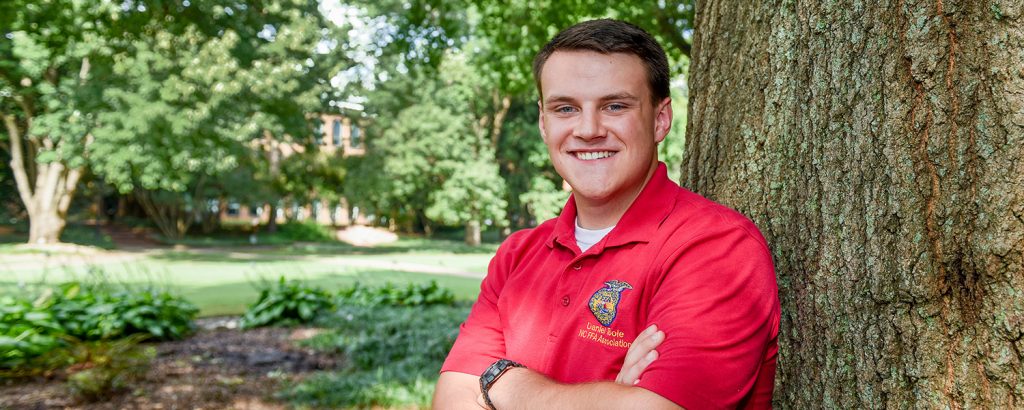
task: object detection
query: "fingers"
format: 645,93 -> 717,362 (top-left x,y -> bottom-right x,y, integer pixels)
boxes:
615,324 -> 665,385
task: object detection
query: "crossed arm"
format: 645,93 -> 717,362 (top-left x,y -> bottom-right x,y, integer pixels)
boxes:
432,325 -> 684,410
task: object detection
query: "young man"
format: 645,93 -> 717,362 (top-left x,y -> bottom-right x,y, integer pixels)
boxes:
434,19 -> 780,409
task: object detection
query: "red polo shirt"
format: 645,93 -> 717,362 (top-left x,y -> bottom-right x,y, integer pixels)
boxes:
441,163 -> 780,409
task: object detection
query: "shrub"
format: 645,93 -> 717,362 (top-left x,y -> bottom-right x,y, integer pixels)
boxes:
276,221 -> 335,242
240,277 -> 334,329
0,296 -> 67,371
336,281 -> 456,307
0,283 -> 196,374
47,283 -> 199,341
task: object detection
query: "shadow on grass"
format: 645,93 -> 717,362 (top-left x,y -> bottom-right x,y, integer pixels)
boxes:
0,223 -> 116,250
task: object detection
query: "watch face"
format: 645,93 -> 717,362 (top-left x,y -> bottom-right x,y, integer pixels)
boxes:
482,359 -> 509,385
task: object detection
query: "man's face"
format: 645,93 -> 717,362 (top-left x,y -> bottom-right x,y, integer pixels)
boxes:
538,51 -> 672,213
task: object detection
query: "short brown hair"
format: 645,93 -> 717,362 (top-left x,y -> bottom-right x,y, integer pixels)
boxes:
533,19 -> 671,105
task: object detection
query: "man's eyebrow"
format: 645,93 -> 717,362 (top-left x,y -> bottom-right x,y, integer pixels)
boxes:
543,93 -> 640,106
601,92 -> 640,102
543,95 -> 576,106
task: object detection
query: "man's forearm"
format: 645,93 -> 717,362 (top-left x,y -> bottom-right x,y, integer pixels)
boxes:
487,368 -> 683,410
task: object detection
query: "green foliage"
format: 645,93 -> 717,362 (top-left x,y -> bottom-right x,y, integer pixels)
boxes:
240,279 -> 457,330
346,57 -> 509,237
519,176 -> 568,223
0,296 -> 66,370
278,150 -> 348,206
240,277 -> 335,329
276,220 -> 336,243
1,0 -> 347,242
47,283 -> 198,341
0,283 -> 195,375
660,85 -> 690,182
336,281 -> 456,307
280,303 -> 471,408
65,334 -> 155,402
353,0 -> 693,96
426,159 -> 508,228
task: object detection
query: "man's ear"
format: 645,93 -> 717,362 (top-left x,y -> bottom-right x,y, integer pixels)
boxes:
654,97 -> 672,144
537,100 -> 549,142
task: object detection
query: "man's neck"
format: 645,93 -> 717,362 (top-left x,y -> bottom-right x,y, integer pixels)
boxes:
574,164 -> 658,229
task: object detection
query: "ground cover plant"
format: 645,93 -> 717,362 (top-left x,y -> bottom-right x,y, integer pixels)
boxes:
280,301 -> 470,408
240,277 -> 335,328
0,282 -> 196,379
229,280 -> 466,407
47,282 -> 198,341
0,296 -> 65,371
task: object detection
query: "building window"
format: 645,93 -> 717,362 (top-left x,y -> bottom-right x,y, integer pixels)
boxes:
332,119 -> 342,146
351,124 -> 361,148
314,121 -> 325,145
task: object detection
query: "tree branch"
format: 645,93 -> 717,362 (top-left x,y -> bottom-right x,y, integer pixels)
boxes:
490,93 -> 511,149
2,113 -> 36,209
14,95 -> 41,148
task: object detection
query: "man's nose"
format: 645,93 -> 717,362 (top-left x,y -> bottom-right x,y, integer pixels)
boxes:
573,109 -> 605,140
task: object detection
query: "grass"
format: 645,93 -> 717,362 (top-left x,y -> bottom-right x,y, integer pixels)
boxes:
0,223 -> 116,250
0,235 -> 490,317
0,261 -> 484,318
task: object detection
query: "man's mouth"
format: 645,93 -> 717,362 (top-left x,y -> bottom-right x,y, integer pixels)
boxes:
574,151 -> 615,161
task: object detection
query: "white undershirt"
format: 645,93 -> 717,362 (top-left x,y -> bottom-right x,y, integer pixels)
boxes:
575,218 -> 615,253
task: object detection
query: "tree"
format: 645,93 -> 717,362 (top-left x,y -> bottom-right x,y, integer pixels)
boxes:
426,158 -> 507,246
1,1 -> 339,242
683,1 -> 1023,407
0,1 -> 114,244
350,1 -> 694,232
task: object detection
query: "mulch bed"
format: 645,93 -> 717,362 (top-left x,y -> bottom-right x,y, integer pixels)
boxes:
0,319 -> 338,410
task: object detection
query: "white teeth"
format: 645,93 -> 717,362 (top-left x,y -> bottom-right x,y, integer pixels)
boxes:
575,151 -> 614,160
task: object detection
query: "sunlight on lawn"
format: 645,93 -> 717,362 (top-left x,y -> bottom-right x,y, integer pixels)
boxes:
0,251 -> 487,317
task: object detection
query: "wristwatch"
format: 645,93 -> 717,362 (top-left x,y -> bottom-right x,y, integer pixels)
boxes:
479,358 -> 526,410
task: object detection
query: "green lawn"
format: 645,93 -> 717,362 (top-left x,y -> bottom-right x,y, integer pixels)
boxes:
0,240 -> 490,317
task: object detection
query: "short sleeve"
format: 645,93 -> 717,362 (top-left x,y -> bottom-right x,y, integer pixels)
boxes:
636,220 -> 780,409
440,241 -> 514,376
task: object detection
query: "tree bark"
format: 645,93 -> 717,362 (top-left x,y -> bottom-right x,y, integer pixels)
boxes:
134,189 -> 190,240
464,219 -> 482,246
685,0 -> 1023,408
3,113 -> 83,244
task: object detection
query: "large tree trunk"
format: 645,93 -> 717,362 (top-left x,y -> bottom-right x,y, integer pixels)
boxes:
464,220 -> 482,246
685,1 -> 1023,408
3,114 -> 83,245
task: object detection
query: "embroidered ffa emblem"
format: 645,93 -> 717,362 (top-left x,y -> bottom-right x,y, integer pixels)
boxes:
588,280 -> 633,327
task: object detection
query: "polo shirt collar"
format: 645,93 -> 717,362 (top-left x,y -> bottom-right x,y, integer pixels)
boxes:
547,162 -> 679,253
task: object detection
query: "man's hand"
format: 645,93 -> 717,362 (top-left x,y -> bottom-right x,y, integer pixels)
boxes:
616,324 -> 665,385
438,326 -> 672,410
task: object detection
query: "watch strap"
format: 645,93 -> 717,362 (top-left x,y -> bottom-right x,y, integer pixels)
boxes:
480,359 -> 525,410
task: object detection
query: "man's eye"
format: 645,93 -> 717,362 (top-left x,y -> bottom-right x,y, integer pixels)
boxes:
555,106 -> 577,114
606,103 -> 626,111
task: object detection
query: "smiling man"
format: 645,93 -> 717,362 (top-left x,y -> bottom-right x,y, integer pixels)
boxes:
433,19 -> 780,409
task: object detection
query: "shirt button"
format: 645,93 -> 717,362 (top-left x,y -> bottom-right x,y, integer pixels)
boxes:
572,263 -> 582,270
561,296 -> 570,306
